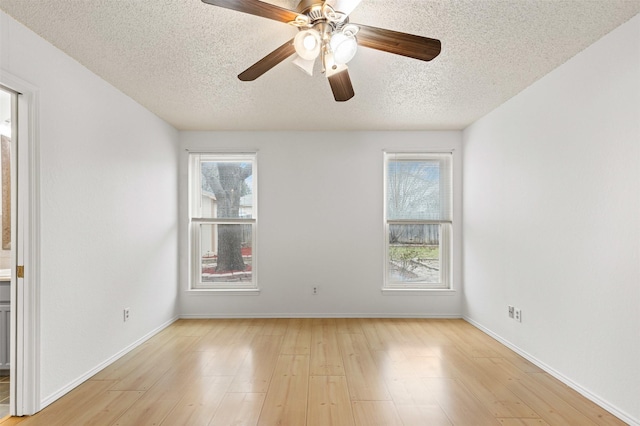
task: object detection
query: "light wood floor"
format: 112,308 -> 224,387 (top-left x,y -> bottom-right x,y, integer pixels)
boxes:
2,318 -> 625,426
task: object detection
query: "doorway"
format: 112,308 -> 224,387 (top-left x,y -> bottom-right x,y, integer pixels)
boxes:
0,75 -> 39,417
0,85 -> 15,418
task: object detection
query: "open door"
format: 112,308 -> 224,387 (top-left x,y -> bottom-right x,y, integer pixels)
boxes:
0,84 -> 15,419
1,76 -> 40,417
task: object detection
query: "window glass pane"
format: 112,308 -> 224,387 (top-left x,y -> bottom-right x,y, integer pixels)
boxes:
200,160 -> 254,219
200,223 -> 253,283
388,224 -> 440,284
387,158 -> 449,220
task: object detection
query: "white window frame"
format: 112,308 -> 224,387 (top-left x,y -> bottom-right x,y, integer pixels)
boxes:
383,152 -> 453,290
188,152 -> 258,291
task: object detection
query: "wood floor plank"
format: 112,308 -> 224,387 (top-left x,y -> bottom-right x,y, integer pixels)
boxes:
497,419 -> 550,425
395,404 -> 453,426
502,353 -> 545,374
192,321 -> 254,352
382,320 -> 430,356
401,319 -> 452,355
352,401 -> 403,426
112,370 -> 200,426
59,391 -> 143,426
390,320 -> 441,357
310,322 -> 346,376
483,357 -> 600,426
90,344 -> 151,381
198,325 -> 262,376
159,376 -> 232,426
372,351 -> 452,378
414,319 -> 457,345
385,377 -> 440,406
257,354 -> 309,426
307,376 -> 355,426
434,320 -> 502,358
359,318 -> 387,351
0,417 -> 25,425
526,372 -> 626,425
258,318 -> 289,336
208,393 -> 265,426
200,345 -> 250,376
424,377 -> 502,425
199,320 -> 263,352
108,335 -> 199,390
227,334 -> 283,393
112,335 -> 199,390
280,318 -> 312,355
335,318 -> 364,334
91,334 -> 173,382
19,381 -> 119,426
506,378 -> 601,426
440,346 -> 539,418
476,358 -> 625,425
338,333 -> 391,401
172,319 -> 216,336
446,323 -> 544,373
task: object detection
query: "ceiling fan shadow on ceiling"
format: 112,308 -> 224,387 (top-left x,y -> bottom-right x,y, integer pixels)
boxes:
202,0 -> 441,102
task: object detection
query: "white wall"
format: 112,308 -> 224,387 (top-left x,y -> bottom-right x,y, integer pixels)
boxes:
180,131 -> 463,317
1,12 -> 180,406
463,14 -> 640,424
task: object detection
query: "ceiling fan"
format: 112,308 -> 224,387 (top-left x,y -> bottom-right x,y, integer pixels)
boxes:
201,0 -> 441,102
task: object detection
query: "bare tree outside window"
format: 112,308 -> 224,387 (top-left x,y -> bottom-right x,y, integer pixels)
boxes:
190,154 -> 257,288
385,154 -> 452,289
201,161 -> 252,274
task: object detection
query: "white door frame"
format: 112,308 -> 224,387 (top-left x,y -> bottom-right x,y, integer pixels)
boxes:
1,71 -> 41,416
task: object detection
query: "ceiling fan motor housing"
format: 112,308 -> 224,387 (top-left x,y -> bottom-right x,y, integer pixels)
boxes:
295,0 -> 324,14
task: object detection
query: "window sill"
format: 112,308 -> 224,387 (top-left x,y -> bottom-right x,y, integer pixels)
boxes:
381,288 -> 456,296
187,288 -> 261,296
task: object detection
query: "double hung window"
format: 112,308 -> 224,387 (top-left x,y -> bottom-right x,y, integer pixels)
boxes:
384,152 -> 453,289
189,153 -> 257,290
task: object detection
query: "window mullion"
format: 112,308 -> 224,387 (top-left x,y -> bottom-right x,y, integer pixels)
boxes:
191,218 -> 256,224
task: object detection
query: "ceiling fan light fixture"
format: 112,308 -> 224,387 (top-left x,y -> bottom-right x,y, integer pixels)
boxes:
200,0 -> 441,102
294,29 -> 321,60
292,55 -> 316,76
329,32 -> 357,64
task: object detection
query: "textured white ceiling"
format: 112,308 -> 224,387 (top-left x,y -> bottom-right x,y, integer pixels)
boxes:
1,0 -> 639,130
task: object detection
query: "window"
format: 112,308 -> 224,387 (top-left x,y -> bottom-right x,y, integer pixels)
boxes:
384,152 -> 452,289
189,153 -> 257,290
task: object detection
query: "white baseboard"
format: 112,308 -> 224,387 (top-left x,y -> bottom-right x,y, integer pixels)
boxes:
179,313 -> 463,319
464,316 -> 639,426
40,316 -> 179,410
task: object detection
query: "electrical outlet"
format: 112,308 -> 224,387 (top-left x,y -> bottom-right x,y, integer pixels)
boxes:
312,286 -> 319,295
123,308 -> 130,322
514,309 -> 521,322
508,305 -> 514,319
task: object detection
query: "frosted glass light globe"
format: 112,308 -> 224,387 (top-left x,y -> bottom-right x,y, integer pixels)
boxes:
303,34 -> 317,51
294,30 -> 321,60
330,33 -> 357,64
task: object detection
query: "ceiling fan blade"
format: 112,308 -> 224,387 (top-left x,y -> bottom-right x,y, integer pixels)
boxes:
324,0 -> 362,16
327,67 -> 355,102
355,24 -> 441,62
238,39 -> 296,81
201,0 -> 301,23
